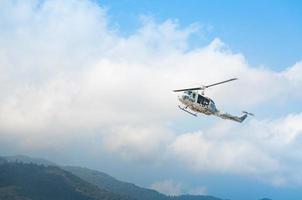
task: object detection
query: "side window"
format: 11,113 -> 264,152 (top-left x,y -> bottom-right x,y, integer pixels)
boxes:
197,95 -> 202,103
192,93 -> 196,99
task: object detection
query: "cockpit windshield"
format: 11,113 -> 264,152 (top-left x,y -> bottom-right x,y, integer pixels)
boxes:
183,91 -> 196,100
184,91 -> 192,95
209,100 -> 217,111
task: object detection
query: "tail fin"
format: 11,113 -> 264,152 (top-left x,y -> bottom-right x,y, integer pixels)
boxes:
239,111 -> 254,123
242,111 -> 254,116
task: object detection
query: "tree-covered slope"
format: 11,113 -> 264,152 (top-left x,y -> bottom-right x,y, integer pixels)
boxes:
64,166 -> 223,200
0,155 -> 224,200
0,162 -> 134,200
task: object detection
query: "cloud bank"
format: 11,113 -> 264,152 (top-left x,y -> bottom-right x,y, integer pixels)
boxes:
1,0 -> 302,188
150,179 -> 208,196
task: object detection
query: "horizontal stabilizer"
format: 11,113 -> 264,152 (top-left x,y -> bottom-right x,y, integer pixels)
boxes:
242,111 -> 255,116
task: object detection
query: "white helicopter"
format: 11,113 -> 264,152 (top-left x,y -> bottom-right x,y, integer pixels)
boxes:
173,78 -> 254,123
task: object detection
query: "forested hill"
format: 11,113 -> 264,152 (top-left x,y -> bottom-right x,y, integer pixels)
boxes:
0,155 -> 269,200
64,166 -> 223,200
0,162 -> 134,200
0,161 -> 223,200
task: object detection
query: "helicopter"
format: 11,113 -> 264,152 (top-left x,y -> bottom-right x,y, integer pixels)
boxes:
173,78 -> 254,123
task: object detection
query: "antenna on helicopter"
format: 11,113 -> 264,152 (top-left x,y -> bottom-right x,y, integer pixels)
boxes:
173,78 -> 238,95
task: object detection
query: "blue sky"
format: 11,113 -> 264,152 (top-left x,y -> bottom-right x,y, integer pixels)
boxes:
100,0 -> 302,69
1,1 -> 302,200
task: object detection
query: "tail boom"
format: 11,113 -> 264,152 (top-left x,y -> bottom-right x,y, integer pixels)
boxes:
216,111 -> 253,123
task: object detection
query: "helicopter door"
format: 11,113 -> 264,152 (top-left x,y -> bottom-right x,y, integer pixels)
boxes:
197,95 -> 205,106
203,98 -> 210,107
197,95 -> 209,107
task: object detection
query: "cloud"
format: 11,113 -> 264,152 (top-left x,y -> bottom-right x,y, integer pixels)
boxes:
168,113 -> 302,185
101,125 -> 174,162
168,130 -> 281,175
150,180 -> 208,196
150,180 -> 183,196
188,186 -> 208,195
1,0 -> 302,188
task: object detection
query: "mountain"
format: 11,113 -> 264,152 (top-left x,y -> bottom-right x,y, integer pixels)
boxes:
64,166 -> 223,200
63,166 -> 168,200
1,155 -> 222,200
0,155 -> 224,200
0,162 -> 134,200
0,157 -> 7,164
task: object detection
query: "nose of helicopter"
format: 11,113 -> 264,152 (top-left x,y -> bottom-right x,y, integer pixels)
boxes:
177,94 -> 186,102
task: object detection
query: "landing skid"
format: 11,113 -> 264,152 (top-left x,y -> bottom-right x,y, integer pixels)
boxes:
178,105 -> 197,117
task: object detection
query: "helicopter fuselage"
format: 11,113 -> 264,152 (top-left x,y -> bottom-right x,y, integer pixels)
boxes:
178,90 -> 218,116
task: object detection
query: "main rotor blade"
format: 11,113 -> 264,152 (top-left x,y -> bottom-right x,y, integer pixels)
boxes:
173,87 -> 202,92
205,78 -> 238,88
173,78 -> 238,92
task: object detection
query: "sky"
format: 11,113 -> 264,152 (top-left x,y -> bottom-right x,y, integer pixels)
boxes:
0,1 -> 302,200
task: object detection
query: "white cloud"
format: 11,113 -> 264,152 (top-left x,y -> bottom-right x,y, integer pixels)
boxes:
1,0 -> 302,187
150,180 -> 183,196
168,130 -> 281,175
168,113 -> 302,185
101,125 -> 174,162
188,186 -> 208,195
150,180 -> 208,196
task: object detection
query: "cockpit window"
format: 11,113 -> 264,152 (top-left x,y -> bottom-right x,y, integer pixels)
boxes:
185,91 -> 192,95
